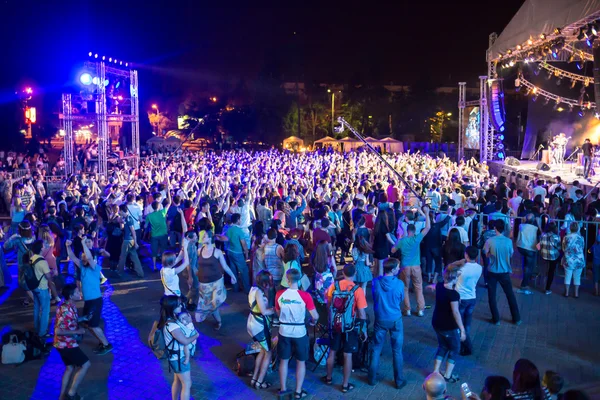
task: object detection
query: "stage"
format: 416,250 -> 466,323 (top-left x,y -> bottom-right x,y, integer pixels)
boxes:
488,160 -> 600,192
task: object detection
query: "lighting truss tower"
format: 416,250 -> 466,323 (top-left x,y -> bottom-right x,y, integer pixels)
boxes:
62,94 -> 74,176
59,56 -> 139,178
458,82 -> 466,161
479,76 -> 490,161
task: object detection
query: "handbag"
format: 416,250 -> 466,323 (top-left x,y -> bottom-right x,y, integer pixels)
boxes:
1,335 -> 26,365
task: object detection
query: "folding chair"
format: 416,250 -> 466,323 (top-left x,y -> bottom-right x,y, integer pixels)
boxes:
310,300 -> 331,372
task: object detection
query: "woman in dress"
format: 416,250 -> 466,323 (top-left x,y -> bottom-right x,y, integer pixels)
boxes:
352,236 -> 373,292
196,229 -> 237,329
562,221 -> 585,298
247,270 -> 275,390
158,295 -> 199,400
373,195 -> 396,277
10,197 -> 27,234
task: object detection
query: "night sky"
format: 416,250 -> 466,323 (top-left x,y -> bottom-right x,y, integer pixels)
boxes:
0,0 -> 525,121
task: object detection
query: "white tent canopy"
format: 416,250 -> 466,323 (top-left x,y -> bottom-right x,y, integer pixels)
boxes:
489,0 -> 600,60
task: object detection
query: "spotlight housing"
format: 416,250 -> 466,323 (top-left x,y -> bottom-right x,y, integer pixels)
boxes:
79,73 -> 93,85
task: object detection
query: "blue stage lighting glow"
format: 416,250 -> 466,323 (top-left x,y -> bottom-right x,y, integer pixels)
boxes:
79,73 -> 93,85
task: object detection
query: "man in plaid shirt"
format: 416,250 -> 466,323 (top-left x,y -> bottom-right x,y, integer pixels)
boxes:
539,222 -> 561,295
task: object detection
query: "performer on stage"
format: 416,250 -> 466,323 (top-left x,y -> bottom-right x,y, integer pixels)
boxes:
551,133 -> 570,166
582,138 -> 594,179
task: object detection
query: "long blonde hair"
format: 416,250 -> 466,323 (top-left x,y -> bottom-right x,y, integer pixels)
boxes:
39,224 -> 54,247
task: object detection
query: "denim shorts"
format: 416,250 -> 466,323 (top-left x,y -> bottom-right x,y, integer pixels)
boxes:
434,328 -> 460,363
169,357 -> 191,374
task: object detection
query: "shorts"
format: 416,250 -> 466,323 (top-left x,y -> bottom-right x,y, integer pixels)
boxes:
329,330 -> 359,354
169,357 -> 191,374
58,347 -> 89,367
277,334 -> 309,361
82,297 -> 103,328
151,235 -> 168,258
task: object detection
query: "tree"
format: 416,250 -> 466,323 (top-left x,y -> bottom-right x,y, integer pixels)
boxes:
429,110 -> 453,142
305,102 -> 328,140
282,102 -> 307,138
147,112 -> 174,136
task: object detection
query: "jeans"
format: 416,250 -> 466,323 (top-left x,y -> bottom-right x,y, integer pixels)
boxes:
399,265 -> 425,312
424,247 -> 443,275
517,247 -> 537,288
117,240 -> 144,277
584,155 -> 592,178
32,289 -> 51,336
545,258 -> 559,291
458,299 -> 476,354
487,272 -> 521,323
368,319 -> 405,384
0,246 -> 11,286
169,231 -> 182,248
434,328 -> 460,364
227,251 -> 250,293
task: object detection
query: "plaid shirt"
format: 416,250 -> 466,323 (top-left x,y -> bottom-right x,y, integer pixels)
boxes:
539,232 -> 561,261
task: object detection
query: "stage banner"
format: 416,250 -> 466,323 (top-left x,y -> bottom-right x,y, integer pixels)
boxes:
463,106 -> 480,149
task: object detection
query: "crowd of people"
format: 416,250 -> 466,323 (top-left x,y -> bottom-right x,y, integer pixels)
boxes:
0,147 -> 596,400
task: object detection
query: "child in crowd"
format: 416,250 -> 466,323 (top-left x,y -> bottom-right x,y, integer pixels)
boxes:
176,311 -> 197,365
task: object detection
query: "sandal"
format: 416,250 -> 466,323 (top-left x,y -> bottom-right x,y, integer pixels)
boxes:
254,380 -> 272,390
444,375 -> 460,383
341,383 -> 355,393
250,379 -> 257,388
321,376 -> 333,385
294,389 -> 308,399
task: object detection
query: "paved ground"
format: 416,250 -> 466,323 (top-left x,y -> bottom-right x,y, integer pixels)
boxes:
1,247 -> 600,400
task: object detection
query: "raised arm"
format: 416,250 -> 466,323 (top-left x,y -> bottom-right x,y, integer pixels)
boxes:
81,239 -> 97,270
65,240 -> 81,267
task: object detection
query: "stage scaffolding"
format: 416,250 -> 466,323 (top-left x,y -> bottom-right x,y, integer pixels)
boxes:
59,59 -> 139,178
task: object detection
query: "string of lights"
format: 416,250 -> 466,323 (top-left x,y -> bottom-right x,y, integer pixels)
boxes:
517,75 -> 597,117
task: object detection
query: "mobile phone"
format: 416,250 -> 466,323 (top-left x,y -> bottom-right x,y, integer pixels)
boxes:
461,383 -> 472,397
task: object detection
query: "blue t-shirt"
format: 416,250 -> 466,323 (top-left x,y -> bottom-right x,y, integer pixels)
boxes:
484,234 -> 514,274
80,264 -> 101,301
372,276 -> 405,321
123,215 -> 135,241
394,233 -> 424,267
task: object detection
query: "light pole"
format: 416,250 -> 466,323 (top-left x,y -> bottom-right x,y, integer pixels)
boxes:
328,89 -> 337,134
151,104 -> 159,135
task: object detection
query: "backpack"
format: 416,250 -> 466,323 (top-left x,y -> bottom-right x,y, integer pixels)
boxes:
22,255 -> 45,292
328,281 -> 359,334
148,321 -> 169,360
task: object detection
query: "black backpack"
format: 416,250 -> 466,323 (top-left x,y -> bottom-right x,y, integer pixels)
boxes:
22,257 -> 45,291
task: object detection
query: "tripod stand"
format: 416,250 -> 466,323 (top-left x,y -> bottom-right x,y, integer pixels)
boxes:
529,144 -> 544,161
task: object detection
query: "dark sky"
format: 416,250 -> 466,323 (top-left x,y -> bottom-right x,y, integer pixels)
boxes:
0,0 -> 525,117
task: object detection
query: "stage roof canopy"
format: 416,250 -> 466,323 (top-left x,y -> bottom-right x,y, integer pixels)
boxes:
489,0 -> 600,60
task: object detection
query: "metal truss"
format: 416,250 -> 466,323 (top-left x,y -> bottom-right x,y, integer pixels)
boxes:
518,75 -> 596,108
60,59 -> 139,178
479,76 -> 491,161
458,82 -> 466,161
538,61 -> 594,83
62,94 -> 74,176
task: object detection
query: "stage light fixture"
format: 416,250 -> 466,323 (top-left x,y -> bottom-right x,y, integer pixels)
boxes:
545,71 -> 552,80
571,80 -> 577,88
88,52 -> 92,57
532,94 -> 539,102
578,28 -> 586,40
576,61 -> 583,70
587,37 -> 594,47
516,45 -> 522,50
579,108 -> 585,117
103,79 -> 109,87
120,61 -> 123,65
102,56 -> 106,60
585,78 -> 591,87
540,33 -> 546,39
554,28 -> 561,35
556,78 -> 562,86
553,102 -> 559,110
569,105 -> 574,112
528,39 -> 533,45
498,143 -> 505,150
592,22 -> 599,36
79,73 -> 93,85
595,112 -> 600,119
125,63 -> 128,67
509,60 -> 515,67
544,98 -> 550,105
92,77 -> 99,85
557,106 -> 564,112
109,57 -> 112,62
94,54 -> 98,58
507,49 -> 512,55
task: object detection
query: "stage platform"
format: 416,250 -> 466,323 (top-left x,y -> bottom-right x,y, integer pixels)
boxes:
488,160 -> 600,192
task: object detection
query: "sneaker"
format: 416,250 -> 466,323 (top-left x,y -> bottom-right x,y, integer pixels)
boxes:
403,310 -> 411,317
95,343 -> 113,355
545,290 -> 552,295
517,289 -> 533,295
92,343 -> 104,353
416,310 -> 425,317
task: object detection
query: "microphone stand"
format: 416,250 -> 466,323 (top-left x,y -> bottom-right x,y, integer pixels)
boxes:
529,145 -> 544,161
565,147 -> 580,163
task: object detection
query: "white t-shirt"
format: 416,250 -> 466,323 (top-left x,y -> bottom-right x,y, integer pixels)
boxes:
455,262 -> 483,300
455,226 -> 469,244
161,267 -> 181,297
127,203 -> 143,230
163,321 -> 185,361
532,186 -> 547,202
508,196 -> 522,215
